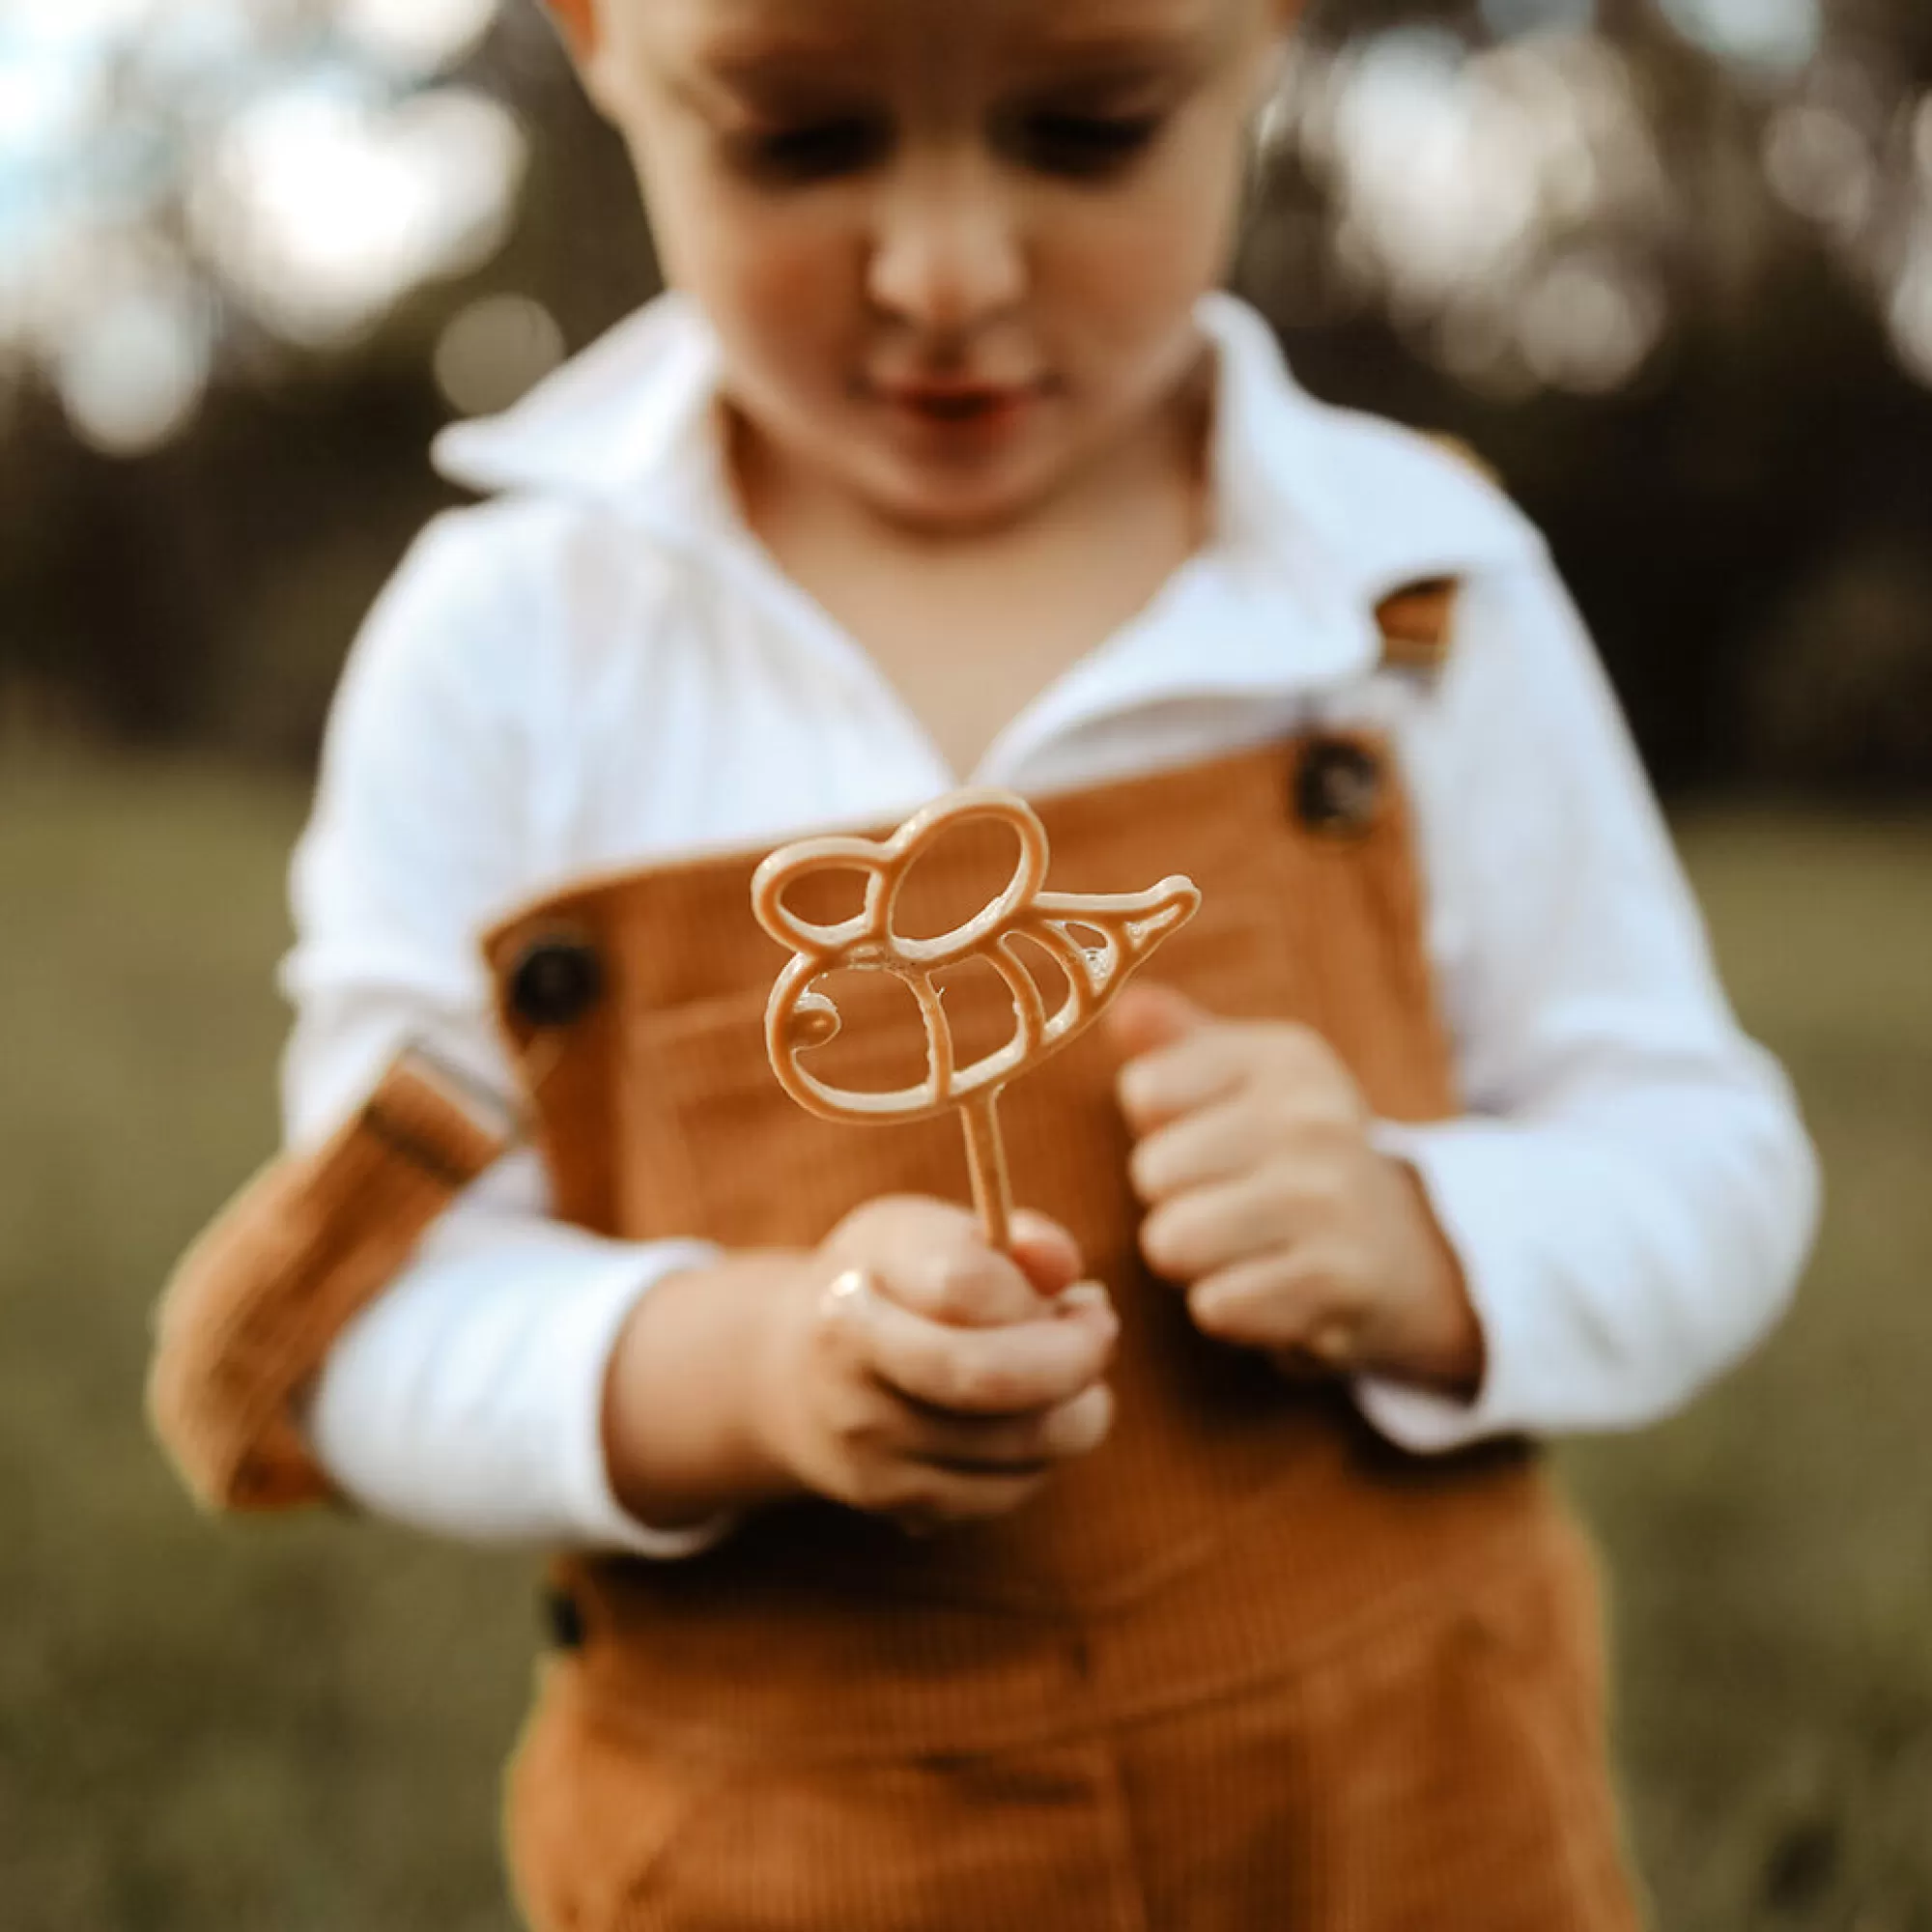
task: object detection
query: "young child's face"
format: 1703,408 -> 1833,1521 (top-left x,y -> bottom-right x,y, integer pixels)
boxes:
569,0 -> 1295,533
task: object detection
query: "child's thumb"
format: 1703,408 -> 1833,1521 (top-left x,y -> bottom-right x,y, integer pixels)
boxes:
1007,1211 -> 1085,1300
1105,980 -> 1213,1058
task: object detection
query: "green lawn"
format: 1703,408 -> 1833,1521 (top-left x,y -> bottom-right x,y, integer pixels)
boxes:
2,757 -> 1927,1929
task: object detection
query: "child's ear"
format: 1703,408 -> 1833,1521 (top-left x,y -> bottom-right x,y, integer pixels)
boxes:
543,0 -> 600,60
542,0 -> 632,123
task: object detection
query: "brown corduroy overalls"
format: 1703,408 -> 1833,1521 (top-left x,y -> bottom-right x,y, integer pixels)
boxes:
476,645 -> 1644,1930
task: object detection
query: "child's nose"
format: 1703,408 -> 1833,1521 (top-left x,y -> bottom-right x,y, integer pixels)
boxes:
867,155 -> 1026,335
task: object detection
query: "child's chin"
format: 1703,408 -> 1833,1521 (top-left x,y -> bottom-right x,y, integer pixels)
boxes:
857,449 -> 1065,537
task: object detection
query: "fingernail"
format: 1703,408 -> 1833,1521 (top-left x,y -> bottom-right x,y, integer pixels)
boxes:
1060,1281 -> 1117,1324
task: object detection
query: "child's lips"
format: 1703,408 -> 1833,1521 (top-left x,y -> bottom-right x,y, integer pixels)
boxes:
870,378 -> 1049,434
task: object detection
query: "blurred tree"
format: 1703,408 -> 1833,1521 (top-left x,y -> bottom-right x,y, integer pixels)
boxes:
1,0 -> 1928,790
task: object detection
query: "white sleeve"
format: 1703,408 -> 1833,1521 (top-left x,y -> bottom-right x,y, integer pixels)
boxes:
1350,557 -> 1820,1448
279,512 -> 728,1553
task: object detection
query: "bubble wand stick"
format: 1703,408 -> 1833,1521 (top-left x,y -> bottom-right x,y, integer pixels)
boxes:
751,789 -> 1201,1251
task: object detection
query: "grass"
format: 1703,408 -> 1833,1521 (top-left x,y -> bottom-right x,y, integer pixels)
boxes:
1566,810 -> 1932,1930
1,755 -> 1927,1929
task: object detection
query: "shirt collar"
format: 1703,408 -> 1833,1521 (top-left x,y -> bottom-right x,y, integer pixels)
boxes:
434,289 -> 729,522
1194,291 -> 1542,600
433,287 -> 1543,624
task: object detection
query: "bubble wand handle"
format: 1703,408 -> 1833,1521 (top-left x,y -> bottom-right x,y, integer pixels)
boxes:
957,1090 -> 1013,1252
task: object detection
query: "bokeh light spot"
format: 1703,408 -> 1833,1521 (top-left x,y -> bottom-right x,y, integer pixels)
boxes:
433,292 -> 565,417
1291,27 -> 1668,395
1480,0 -> 1597,41
337,0 -> 499,75
1888,224 -> 1932,388
1763,104 -> 1875,234
190,83 -> 526,348
1656,0 -> 1821,79
56,263 -> 213,455
1520,253 -> 1664,393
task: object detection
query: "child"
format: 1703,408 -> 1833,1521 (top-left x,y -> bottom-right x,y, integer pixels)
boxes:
150,0 -> 1819,1925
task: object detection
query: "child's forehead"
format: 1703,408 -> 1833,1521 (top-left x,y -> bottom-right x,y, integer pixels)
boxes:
641,0 -> 1243,73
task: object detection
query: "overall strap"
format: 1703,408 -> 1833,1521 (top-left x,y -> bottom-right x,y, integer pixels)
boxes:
1374,578 -> 1460,674
1371,431 -> 1494,675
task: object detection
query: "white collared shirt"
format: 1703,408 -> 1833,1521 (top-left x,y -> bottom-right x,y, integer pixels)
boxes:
287,291 -> 1818,1552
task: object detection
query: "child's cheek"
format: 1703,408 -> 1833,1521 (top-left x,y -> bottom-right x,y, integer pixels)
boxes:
1028,159 -> 1246,427
659,197 -> 859,405
1044,148 -> 1242,313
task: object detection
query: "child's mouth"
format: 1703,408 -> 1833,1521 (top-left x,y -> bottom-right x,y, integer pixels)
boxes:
874,382 -> 1044,435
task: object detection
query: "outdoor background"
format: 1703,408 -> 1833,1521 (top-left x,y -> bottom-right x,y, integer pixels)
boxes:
2,0 -> 1929,1926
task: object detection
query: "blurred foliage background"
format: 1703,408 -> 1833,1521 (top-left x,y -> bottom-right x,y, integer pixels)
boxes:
6,0 -> 1932,788
2,0 -> 1930,1927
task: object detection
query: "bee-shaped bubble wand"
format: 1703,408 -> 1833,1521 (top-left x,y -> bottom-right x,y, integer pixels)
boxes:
751,789 -> 1201,1251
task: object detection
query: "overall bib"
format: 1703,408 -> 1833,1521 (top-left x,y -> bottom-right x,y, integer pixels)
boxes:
480,677 -> 1643,1929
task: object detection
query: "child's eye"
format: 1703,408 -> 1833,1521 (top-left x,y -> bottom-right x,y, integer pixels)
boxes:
1006,111 -> 1164,180
733,117 -> 894,185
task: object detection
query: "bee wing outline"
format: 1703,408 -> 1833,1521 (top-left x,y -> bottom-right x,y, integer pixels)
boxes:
878,788 -> 1050,967
751,835 -> 895,958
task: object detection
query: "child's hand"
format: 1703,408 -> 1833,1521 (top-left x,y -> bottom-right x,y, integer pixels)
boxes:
1108,984 -> 1483,1394
753,1198 -> 1118,1532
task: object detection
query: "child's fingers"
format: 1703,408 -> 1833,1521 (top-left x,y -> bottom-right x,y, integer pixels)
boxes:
1140,1167 -> 1327,1282
1105,980 -> 1214,1060
1184,1247 -> 1364,1360
888,1380 -> 1116,1474
1007,1210 -> 1085,1301
877,1238 -> 1046,1329
1115,1026 -> 1253,1134
1129,1086 -> 1362,1203
860,1283 -> 1118,1417
1118,1018 -> 1359,1140
1129,1095 -> 1274,1203
830,1198 -> 1082,1326
886,1468 -> 1052,1534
